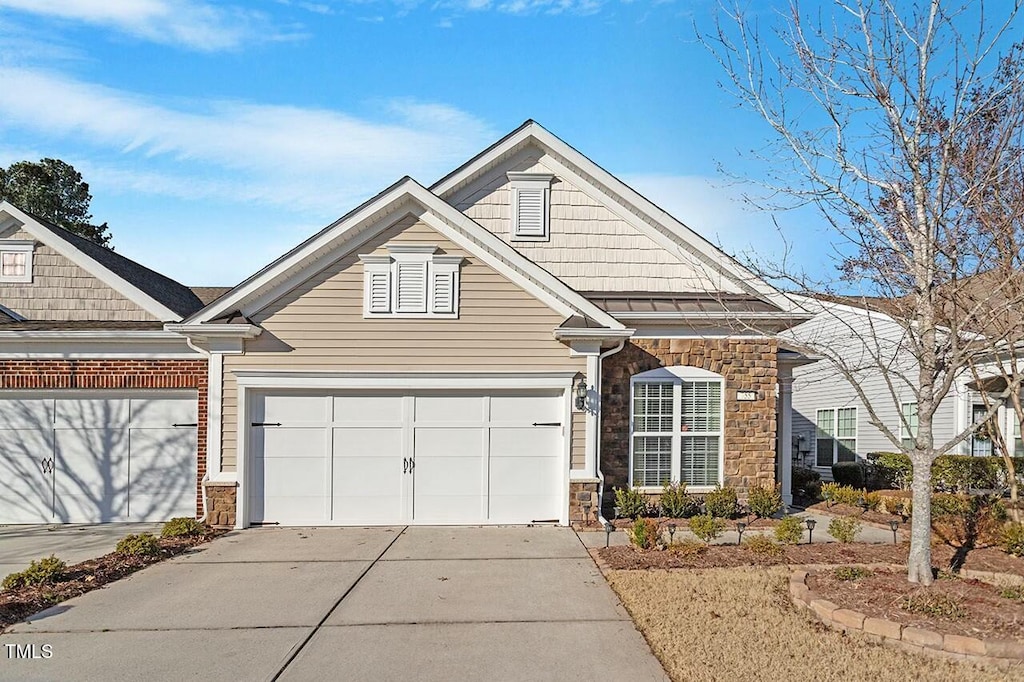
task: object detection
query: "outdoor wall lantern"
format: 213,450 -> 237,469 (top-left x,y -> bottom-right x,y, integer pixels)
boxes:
736,521 -> 747,546
603,520 -> 615,547
574,377 -> 588,410
805,518 -> 817,544
888,519 -> 900,545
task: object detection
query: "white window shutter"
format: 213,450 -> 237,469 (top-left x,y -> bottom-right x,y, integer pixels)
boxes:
367,270 -> 391,313
515,187 -> 546,237
395,260 -> 428,313
431,269 -> 455,314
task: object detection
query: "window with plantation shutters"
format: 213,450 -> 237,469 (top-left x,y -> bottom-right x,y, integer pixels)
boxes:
360,246 -> 462,318
507,172 -> 553,241
629,367 -> 725,490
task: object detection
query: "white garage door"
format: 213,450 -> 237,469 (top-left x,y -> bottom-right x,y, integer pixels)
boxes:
0,391 -> 198,524
250,391 -> 566,526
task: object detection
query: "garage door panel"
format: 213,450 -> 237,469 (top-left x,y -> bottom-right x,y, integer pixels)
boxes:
0,397 -> 55,430
252,424 -> 329,524
333,395 -> 403,425
0,430 -> 54,523
415,395 -> 484,423
129,427 -> 197,520
489,393 -> 562,424
258,395 -> 328,424
54,429 -> 129,523
129,397 -> 196,428
490,427 -> 562,458
55,398 -> 130,430
490,456 -> 561,496
332,427 -> 403,497
489,495 -> 561,523
415,427 -> 484,458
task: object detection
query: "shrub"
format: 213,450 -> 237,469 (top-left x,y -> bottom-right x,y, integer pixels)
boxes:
703,485 -> 738,519
831,461 -> 866,488
876,491 -> 912,516
116,533 -> 161,557
867,452 -> 912,490
901,591 -> 967,620
688,514 -> 725,544
668,539 -> 708,559
658,481 -> 700,518
792,466 -> 822,501
1001,522 -> 1024,557
833,566 -> 872,581
1,555 -> 66,591
820,483 -> 879,510
743,534 -> 783,557
161,517 -> 205,538
774,516 -> 805,545
614,486 -> 650,519
932,455 -> 1002,493
628,518 -> 660,549
828,517 -> 862,543
747,483 -> 783,519
931,493 -> 973,519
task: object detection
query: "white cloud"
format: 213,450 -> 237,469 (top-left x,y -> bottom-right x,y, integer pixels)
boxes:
0,0 -> 286,51
0,67 -> 497,214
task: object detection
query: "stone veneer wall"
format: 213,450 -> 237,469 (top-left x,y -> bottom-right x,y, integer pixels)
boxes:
569,480 -> 601,528
204,482 -> 237,528
601,339 -> 778,511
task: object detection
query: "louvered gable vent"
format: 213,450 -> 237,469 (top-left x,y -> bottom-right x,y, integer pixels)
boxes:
360,245 -> 462,318
394,260 -> 427,313
507,172 -> 554,241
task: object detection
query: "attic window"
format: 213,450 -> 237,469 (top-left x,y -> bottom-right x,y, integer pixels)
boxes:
360,244 -> 463,318
507,172 -> 554,241
0,241 -> 34,283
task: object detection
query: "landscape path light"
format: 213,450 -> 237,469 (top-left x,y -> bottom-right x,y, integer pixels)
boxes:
805,518 -> 817,544
667,523 -> 677,544
603,520 -> 615,548
889,519 -> 900,544
736,521 -> 746,546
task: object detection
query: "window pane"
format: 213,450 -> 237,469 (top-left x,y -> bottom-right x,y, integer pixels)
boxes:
815,409 -> 834,467
681,381 -> 721,432
1,252 -> 25,277
837,438 -> 857,462
680,435 -> 719,487
632,435 -> 672,487
633,382 -> 673,432
836,408 -> 856,438
901,402 -> 918,446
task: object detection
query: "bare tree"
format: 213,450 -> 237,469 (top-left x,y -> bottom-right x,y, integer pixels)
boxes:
704,0 -> 1024,584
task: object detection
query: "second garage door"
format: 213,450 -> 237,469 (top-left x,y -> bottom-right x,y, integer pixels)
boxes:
249,390 -> 566,526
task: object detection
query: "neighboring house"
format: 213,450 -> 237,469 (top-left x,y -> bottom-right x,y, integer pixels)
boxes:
169,120 -> 811,528
784,296 -> 1024,480
0,203 -> 208,524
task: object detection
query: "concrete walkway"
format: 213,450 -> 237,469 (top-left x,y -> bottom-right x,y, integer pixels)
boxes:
0,523 -> 165,579
1,526 -> 667,681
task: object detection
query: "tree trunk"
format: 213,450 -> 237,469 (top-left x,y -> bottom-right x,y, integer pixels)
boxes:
907,453 -> 934,585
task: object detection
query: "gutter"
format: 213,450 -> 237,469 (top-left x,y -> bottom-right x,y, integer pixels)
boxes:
594,339 -> 628,524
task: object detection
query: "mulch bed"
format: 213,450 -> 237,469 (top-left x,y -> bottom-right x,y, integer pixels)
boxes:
805,501 -> 900,528
577,515 -> 782,532
598,541 -> 1024,575
0,530 -> 223,632
808,568 -> 1024,642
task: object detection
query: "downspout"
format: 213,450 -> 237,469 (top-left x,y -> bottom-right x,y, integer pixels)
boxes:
594,339 -> 627,524
183,335 -> 211,523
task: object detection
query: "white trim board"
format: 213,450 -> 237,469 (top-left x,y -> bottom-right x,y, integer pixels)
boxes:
0,202 -> 181,321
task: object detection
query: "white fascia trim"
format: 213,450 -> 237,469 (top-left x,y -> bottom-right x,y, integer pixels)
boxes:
164,323 -> 263,339
0,203 -> 182,321
553,328 -> 635,341
431,124 -> 798,314
232,370 -> 579,390
614,311 -> 811,322
0,329 -> 183,341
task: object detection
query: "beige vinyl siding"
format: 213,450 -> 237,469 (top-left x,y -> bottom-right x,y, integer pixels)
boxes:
449,148 -> 743,294
0,229 -> 154,321
220,214 -> 583,470
571,410 -> 586,471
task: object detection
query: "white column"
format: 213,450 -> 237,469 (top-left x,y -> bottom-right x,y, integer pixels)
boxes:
206,352 -> 223,478
585,352 -> 600,478
778,374 -> 794,506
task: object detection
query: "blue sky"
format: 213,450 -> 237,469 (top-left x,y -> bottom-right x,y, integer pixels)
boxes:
0,0 -> 825,286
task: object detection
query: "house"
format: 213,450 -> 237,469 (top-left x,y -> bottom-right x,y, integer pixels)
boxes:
0,121 -> 811,529
784,295 -> 1024,479
0,203 -> 209,524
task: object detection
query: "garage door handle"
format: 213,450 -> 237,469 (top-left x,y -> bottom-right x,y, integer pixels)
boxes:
403,457 -> 408,473
251,422 -> 282,427
173,423 -> 198,427
532,422 -> 561,427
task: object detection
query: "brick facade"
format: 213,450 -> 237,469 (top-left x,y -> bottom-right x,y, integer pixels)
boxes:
601,339 -> 778,511
0,359 -> 208,516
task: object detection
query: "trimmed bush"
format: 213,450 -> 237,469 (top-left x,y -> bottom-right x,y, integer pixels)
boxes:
828,517 -> 862,543
901,592 -> 967,620
688,514 -> 725,544
614,486 -> 650,519
831,461 -> 866,488
792,466 -> 822,502
161,517 -> 205,538
1000,522 -> 1024,557
867,451 -> 912,490
932,455 -> 1002,492
2,555 -> 66,591
628,518 -> 660,549
116,533 -> 161,557
774,516 -> 804,545
703,485 -> 738,519
658,481 -> 700,518
820,483 -> 879,510
743,534 -> 783,557
668,539 -> 708,559
833,566 -> 872,581
747,483 -> 783,519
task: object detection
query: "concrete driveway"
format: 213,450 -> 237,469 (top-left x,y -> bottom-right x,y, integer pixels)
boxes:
0,524 -> 165,579
1,526 -> 668,681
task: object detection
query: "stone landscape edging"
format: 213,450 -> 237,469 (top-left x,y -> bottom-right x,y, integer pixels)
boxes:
789,564 -> 1024,670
